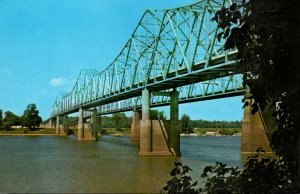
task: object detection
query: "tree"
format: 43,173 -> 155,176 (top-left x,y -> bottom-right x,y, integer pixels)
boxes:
22,103 -> 42,129
3,111 -> 21,130
150,110 -> 166,120
162,149 -> 293,194
111,112 -> 127,131
0,109 -> 3,128
181,114 -> 193,133
212,0 -> 300,189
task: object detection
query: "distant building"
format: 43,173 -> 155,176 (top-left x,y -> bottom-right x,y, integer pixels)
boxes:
11,126 -> 22,129
204,131 -> 220,136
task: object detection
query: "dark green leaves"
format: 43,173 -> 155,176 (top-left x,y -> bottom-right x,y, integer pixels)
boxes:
161,162 -> 200,194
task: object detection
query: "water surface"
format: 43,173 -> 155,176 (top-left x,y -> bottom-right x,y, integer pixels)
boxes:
0,135 -> 241,193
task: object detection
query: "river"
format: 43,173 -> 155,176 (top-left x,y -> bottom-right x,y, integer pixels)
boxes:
0,135 -> 241,193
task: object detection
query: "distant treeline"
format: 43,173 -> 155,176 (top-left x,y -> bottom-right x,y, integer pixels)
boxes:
102,114 -> 131,129
67,111 -> 241,130
190,119 -> 241,129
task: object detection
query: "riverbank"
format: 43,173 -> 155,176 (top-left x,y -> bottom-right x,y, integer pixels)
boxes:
0,128 -> 56,136
180,132 -> 242,136
0,127 -> 241,136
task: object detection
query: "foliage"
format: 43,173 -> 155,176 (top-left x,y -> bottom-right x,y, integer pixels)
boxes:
22,103 -> 42,129
161,162 -> 200,194
239,149 -> 293,193
162,149 -> 293,194
212,0 -> 299,187
181,114 -> 193,133
111,112 -> 127,131
150,110 -> 166,120
102,115 -> 131,129
190,120 -> 241,129
3,111 -> 22,130
218,128 -> 240,136
200,162 -> 241,194
0,109 -> 3,127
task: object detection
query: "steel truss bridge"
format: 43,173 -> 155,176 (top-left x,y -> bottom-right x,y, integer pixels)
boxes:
50,0 -> 247,118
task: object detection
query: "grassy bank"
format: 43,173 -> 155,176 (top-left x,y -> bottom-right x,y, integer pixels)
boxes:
0,128 -> 56,135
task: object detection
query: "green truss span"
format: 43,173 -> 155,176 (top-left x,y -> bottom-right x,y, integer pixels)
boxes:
51,0 -> 247,118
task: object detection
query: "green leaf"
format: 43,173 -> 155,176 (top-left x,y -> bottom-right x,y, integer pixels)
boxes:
224,27 -> 230,39
217,32 -> 224,42
229,3 -> 237,11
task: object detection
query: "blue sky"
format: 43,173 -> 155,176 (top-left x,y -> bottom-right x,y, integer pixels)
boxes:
0,0 -> 244,121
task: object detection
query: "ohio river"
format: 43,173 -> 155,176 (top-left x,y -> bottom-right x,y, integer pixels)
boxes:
0,135 -> 241,193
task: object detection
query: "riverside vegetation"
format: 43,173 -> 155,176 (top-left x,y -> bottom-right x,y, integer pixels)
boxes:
66,110 -> 241,136
0,104 -> 42,134
1,109 -> 241,136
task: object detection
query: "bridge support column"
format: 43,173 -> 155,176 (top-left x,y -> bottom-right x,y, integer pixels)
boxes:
140,89 -> 152,155
61,116 -> 67,135
241,96 -> 273,155
131,110 -> 141,140
139,89 -> 180,156
91,109 -> 100,141
56,116 -> 67,135
49,118 -> 53,128
78,107 -> 84,140
169,89 -> 181,156
49,118 -> 56,128
56,116 -> 60,135
78,107 -> 96,141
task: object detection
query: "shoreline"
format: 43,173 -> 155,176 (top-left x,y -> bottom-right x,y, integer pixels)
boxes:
180,133 -> 242,137
0,133 -> 57,136
0,133 -> 241,137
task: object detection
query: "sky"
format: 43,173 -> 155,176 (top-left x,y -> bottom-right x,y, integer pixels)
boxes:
0,0 -> 244,121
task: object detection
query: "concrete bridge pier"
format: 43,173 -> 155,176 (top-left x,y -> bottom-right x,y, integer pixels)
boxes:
91,109 -> 100,141
78,107 -> 84,140
140,89 -> 152,155
241,96 -> 273,155
49,118 -> 53,128
78,107 -> 98,141
56,116 -> 66,135
131,110 -> 141,140
46,118 -> 56,128
139,88 -> 180,156
169,90 -> 181,156
62,116 -> 69,135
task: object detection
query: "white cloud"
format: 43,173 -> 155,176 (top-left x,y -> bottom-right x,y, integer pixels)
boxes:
50,77 -> 67,87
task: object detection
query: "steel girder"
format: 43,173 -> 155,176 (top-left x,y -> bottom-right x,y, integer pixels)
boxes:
51,0 -> 241,118
97,74 -> 247,115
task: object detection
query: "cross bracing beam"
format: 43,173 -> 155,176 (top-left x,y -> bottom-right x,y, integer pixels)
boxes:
50,0 -> 241,118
